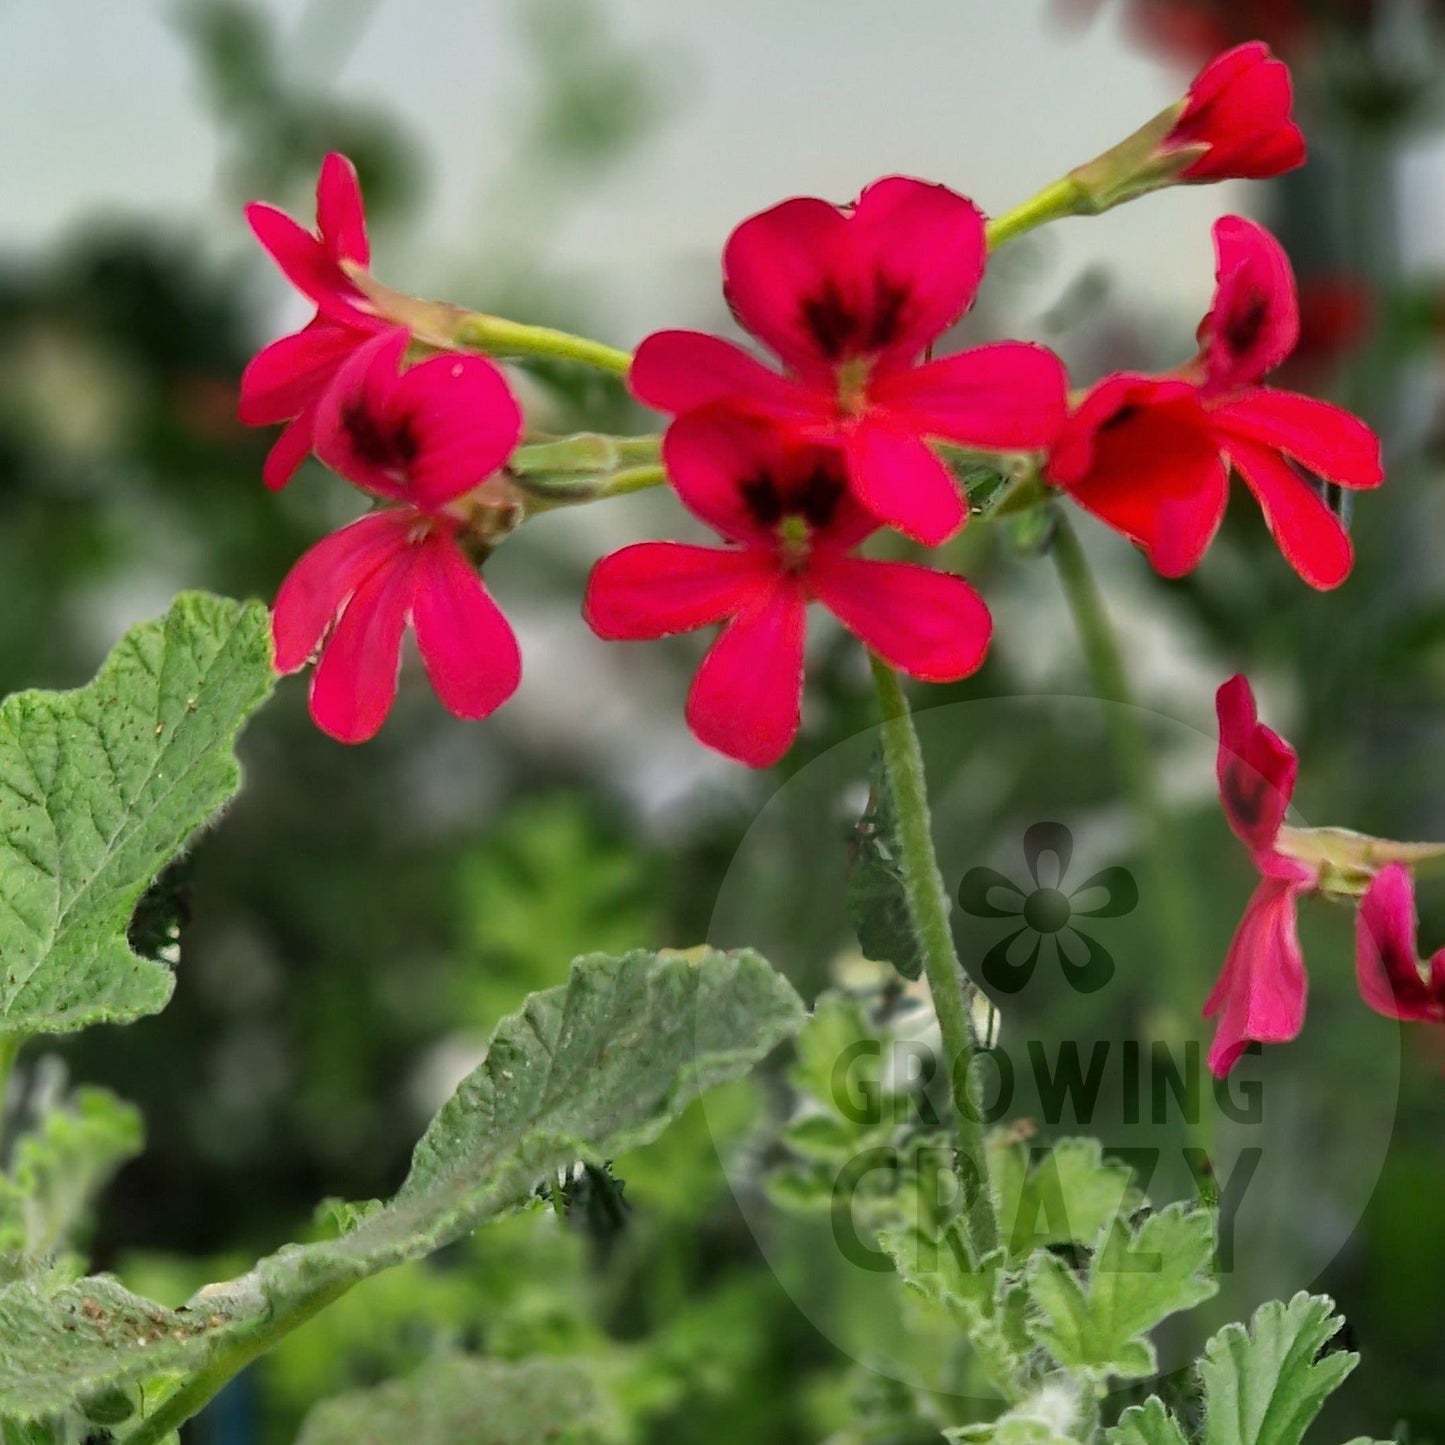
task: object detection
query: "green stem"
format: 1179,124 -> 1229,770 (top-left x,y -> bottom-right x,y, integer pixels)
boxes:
985,177 -> 1086,251
124,1280 -> 355,1445
1049,514 -> 1199,977
451,314 -> 633,377
869,655 -> 998,1256
0,1035 -> 21,1119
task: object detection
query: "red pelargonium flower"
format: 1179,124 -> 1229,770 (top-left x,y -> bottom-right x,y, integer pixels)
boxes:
1356,865 -> 1445,1026
1164,42 -> 1306,182
1205,674 -> 1320,1076
240,153 -> 388,491
1047,216 -> 1384,589
273,328 -> 524,743
629,177 -> 1068,548
583,410 -> 993,767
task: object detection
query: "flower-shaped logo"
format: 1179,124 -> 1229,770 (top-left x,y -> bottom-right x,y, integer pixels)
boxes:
957,822 -> 1138,995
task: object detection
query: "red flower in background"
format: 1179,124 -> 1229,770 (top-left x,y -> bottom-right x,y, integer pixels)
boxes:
1165,43 -> 1306,181
1055,0 -> 1313,65
584,411 -> 993,767
273,329 -> 523,743
1357,865 -> 1445,1025
240,154 -> 388,490
630,177 -> 1068,548
1048,216 -> 1383,589
1206,674 -> 1319,1075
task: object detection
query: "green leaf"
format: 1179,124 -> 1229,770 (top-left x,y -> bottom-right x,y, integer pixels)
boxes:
1028,1203 -> 1217,1382
1107,1398 -> 1190,1445
0,947 -> 804,1419
847,753 -> 924,981
990,1135 -> 1143,1263
0,593 -> 275,1037
294,1354 -> 617,1445
0,1087 -> 143,1273
879,1220 -> 1032,1402
1199,1293 -> 1359,1445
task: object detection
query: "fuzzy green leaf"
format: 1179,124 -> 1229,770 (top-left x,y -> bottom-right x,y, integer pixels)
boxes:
0,947 -> 804,1419
880,1220 -> 1032,1402
0,593 -> 274,1037
1200,1293 -> 1358,1445
990,1135 -> 1143,1263
295,1355 -> 617,1445
1107,1398 -> 1190,1445
1028,1203 -> 1217,1382
0,1087 -> 143,1274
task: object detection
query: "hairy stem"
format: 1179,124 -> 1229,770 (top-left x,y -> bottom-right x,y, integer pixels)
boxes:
870,656 -> 998,1255
1049,514 -> 1200,976
123,1280 -> 356,1445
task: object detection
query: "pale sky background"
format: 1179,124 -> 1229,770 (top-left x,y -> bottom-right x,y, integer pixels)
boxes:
0,0 -> 1281,332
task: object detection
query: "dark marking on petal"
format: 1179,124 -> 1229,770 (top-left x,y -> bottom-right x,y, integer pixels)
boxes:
1222,758 -> 1270,831
343,402 -> 420,474
739,474 -> 785,527
1224,293 -> 1270,359
798,272 -> 912,360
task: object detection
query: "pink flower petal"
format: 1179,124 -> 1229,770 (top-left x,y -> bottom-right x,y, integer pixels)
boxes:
809,556 -> 992,682
1198,216 -> 1299,391
1171,42 -> 1306,182
1209,388 -> 1384,488
874,341 -> 1069,450
1356,864 -> 1445,1024
628,331 -> 818,419
410,532 -> 521,721
245,201 -> 328,300
1215,673 -> 1298,852
308,544 -> 419,744
1224,437 -> 1354,590
686,581 -> 808,767
584,542 -> 773,640
272,511 -> 414,673
1204,875 -> 1310,1076
239,318 -> 369,426
661,409 -> 789,546
316,330 -> 520,507
723,178 -> 986,376
388,352 -> 523,507
1047,382 -> 1228,578
845,422 -> 967,547
262,413 -> 320,492
316,152 -> 369,268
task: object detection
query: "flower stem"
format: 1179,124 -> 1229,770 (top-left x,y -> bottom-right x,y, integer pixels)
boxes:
122,1279 -> 355,1445
346,269 -> 634,377
869,655 -> 998,1256
0,1034 -> 21,1121
985,177 -> 1086,251
450,314 -> 633,377
1049,514 -> 1200,975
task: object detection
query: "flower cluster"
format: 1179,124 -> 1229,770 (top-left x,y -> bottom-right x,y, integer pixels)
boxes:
240,43 -> 1374,768
243,157 -> 526,741
1208,675 -> 1445,1074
